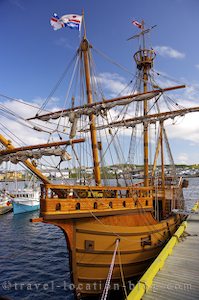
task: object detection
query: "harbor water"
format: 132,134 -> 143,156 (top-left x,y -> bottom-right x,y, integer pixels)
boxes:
0,178 -> 199,300
0,211 -> 74,300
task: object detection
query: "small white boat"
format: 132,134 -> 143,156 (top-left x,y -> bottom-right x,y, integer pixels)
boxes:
12,189 -> 40,214
0,190 -> 13,215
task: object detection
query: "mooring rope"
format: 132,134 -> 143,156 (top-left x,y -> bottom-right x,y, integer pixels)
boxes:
100,238 -> 120,300
118,245 -> 128,299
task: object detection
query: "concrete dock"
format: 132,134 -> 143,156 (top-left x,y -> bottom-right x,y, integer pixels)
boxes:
143,214 -> 199,300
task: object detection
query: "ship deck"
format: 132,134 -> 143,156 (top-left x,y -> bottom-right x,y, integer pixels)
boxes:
142,213 -> 199,300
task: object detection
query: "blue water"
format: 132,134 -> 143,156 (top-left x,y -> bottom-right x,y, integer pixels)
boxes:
0,178 -> 198,300
0,211 -> 74,300
183,177 -> 199,209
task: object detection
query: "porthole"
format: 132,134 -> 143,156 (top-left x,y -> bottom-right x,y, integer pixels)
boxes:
76,202 -> 80,210
56,203 -> 61,211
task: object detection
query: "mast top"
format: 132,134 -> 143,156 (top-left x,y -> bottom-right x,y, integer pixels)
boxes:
82,8 -> 87,39
127,20 -> 157,43
128,20 -> 157,70
134,49 -> 156,70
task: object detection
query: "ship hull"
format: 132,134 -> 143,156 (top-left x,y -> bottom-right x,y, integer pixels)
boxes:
45,211 -> 183,298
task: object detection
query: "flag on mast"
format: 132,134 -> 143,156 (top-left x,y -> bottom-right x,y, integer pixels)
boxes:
50,14 -> 64,30
132,20 -> 142,29
50,13 -> 82,31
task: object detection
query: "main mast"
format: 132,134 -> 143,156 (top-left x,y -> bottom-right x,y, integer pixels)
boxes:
80,18 -> 101,186
134,21 -> 155,187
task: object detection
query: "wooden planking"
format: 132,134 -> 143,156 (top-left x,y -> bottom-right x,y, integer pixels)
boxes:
76,214 -> 179,233
143,214 -> 199,300
41,197 -> 152,212
45,211 -> 183,297
42,183 -> 151,191
77,259 -> 154,279
74,214 -> 182,293
76,248 -> 161,265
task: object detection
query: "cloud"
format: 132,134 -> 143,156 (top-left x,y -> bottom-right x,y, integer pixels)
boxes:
155,78 -> 199,146
165,113 -> 199,144
180,84 -> 199,103
93,71 -> 199,149
176,153 -> 189,164
154,46 -> 185,59
96,72 -> 128,98
1,71 -> 199,166
2,99 -> 40,119
0,98 -> 63,147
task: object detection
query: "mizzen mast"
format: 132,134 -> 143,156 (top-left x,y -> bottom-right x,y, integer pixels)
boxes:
80,19 -> 101,186
133,20 -> 156,187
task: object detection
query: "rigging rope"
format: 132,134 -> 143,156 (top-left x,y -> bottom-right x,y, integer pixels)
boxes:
117,245 -> 128,299
87,44 -> 140,184
56,54 -> 80,131
0,93 -> 44,110
100,238 -> 120,300
0,93 -> 73,133
93,47 -> 134,75
36,52 -> 78,115
152,69 -> 186,86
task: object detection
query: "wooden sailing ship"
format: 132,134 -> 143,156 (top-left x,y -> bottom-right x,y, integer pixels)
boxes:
0,17 -> 198,299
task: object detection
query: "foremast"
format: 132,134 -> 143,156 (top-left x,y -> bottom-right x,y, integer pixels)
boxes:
80,23 -> 101,186
0,133 -> 85,185
0,134 -> 50,184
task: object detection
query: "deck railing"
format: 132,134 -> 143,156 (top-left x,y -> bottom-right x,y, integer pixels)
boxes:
40,184 -> 154,215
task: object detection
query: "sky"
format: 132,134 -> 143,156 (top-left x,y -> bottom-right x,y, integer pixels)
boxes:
1,0 -> 199,165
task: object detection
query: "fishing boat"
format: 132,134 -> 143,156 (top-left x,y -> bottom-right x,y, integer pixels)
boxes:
11,175 -> 40,214
0,15 -> 198,299
12,189 -> 40,214
0,190 -> 12,215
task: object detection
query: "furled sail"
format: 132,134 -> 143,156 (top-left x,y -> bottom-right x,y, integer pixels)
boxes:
0,138 -> 84,164
0,148 -> 71,164
27,85 -> 185,121
82,105 -> 199,131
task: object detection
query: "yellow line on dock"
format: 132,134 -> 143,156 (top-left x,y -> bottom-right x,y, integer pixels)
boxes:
191,201 -> 199,212
127,201 -> 199,300
127,221 -> 187,300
